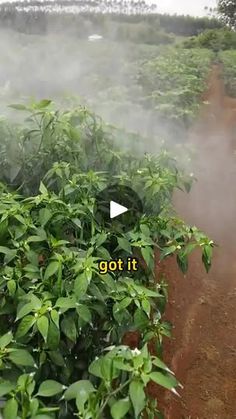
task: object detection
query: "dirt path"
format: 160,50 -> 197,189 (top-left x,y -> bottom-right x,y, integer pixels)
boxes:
159,64 -> 236,418
161,249 -> 236,419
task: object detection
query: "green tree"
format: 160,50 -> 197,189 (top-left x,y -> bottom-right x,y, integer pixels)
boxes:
218,0 -> 236,28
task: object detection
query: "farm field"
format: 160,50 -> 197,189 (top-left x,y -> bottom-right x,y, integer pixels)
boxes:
0,3 -> 236,418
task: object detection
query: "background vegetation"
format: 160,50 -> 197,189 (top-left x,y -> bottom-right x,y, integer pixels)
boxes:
0,100 -> 214,419
0,0 -> 223,40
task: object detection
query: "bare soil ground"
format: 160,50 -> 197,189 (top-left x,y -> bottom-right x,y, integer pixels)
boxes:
158,64 -> 236,419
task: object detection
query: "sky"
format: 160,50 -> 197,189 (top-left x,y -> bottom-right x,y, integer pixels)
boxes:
151,0 -> 217,16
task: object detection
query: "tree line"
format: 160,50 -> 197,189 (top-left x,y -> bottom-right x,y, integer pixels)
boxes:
0,0 -> 224,40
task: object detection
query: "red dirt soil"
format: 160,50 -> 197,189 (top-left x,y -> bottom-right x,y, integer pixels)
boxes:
158,64 -> 236,418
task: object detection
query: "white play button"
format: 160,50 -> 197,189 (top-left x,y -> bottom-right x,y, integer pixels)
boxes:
110,201 -> 128,219
95,184 -> 143,232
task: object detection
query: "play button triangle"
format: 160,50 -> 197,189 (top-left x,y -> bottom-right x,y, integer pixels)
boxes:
110,200 -> 128,219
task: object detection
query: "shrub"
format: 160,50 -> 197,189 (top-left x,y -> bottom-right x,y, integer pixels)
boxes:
0,101 -> 214,418
115,23 -> 174,45
183,29 -> 236,51
138,48 -> 213,127
219,50 -> 236,97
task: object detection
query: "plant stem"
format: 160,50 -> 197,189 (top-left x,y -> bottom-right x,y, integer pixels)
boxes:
95,379 -> 131,419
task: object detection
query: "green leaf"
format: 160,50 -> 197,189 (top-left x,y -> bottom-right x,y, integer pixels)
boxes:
100,357 -> 115,381
9,103 -> 28,110
89,358 -> 103,379
44,261 -> 60,281
64,380 -> 95,401
118,237 -> 132,254
141,299 -> 151,317
61,316 -> 77,342
116,297 -> 132,311
39,208 -> 52,227
72,218 -> 81,229
25,269 -> 40,282
153,183 -> 161,195
8,349 -> 35,367
37,380 -> 64,397
111,398 -> 131,419
0,331 -> 13,348
29,294 -> 42,310
177,253 -> 188,274
3,398 -> 18,419
160,245 -> 176,260
68,127 -> 81,142
183,243 -> 197,256
39,182 -> 48,195
16,315 -> 36,338
88,283 -> 105,303
76,305 -> 91,323
202,244 -> 213,273
138,287 -> 161,298
74,272 -> 89,299
47,320 -> 60,350
0,381 -> 15,397
134,308 -> 149,330
141,246 -> 153,269
113,298 -> 131,323
14,214 -> 26,225
149,372 -> 178,390
37,316 -> 49,342
35,227 -> 47,239
140,224 -> 151,237
113,359 -> 133,372
0,246 -> 17,264
129,381 -> 145,418
48,351 -> 64,367
55,297 -> 76,311
50,310 -> 60,328
152,358 -> 172,372
36,99 -> 52,109
30,398 -> 39,416
26,250 -> 39,266
7,279 -> 17,296
0,219 -> 8,242
97,246 -> 111,260
27,235 -> 46,243
93,232 -> 107,248
16,302 -> 34,320
17,374 -> 29,388
112,306 -> 130,324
